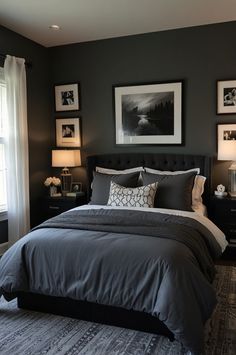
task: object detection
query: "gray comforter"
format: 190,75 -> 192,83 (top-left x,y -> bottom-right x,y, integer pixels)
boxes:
0,208 -> 221,354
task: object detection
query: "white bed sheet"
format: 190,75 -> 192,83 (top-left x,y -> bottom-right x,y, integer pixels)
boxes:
192,203 -> 208,217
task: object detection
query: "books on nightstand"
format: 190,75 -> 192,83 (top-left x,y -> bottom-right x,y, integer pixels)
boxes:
66,191 -> 85,197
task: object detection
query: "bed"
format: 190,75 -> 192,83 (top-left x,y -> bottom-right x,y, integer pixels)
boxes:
0,153 -> 228,355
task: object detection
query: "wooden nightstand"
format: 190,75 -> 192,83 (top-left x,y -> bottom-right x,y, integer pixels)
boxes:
42,193 -> 86,220
210,195 -> 236,258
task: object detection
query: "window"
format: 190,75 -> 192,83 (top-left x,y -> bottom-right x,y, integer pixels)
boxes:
0,67 -> 7,213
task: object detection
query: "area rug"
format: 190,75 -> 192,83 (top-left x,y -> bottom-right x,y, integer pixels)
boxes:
0,265 -> 235,355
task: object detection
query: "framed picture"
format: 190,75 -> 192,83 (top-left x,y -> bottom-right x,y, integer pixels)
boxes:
114,81 -> 182,145
55,83 -> 80,112
71,182 -> 82,193
217,123 -> 236,159
217,80 -> 236,114
56,118 -> 81,147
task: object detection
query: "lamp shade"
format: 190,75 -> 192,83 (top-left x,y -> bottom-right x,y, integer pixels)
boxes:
52,150 -> 81,167
218,140 -> 236,161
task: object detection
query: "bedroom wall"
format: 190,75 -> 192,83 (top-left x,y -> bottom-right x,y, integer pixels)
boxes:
1,21 -> 235,245
49,21 -> 236,191
0,25 -> 52,235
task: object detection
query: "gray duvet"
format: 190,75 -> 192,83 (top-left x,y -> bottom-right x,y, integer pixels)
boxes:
0,208 -> 221,354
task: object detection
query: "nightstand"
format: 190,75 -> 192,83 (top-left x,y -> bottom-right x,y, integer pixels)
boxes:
210,195 -> 236,258
42,193 -> 86,220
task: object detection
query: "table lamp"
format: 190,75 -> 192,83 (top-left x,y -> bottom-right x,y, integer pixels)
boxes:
52,149 -> 81,195
218,124 -> 236,196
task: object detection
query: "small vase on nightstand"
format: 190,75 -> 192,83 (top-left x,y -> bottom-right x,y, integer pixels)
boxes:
49,185 -> 57,197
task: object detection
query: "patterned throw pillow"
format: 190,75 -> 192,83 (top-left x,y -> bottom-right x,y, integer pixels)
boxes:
107,181 -> 158,208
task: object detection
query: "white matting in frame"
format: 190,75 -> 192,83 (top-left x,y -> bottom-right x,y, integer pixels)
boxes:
114,81 -> 182,145
55,83 -> 79,112
217,80 -> 236,114
56,118 -> 81,147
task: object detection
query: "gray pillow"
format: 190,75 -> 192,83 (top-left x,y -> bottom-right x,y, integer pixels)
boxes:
142,171 -> 197,211
90,172 -> 140,205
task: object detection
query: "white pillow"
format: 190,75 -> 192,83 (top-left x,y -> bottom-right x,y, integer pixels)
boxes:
144,167 -> 206,210
192,175 -> 206,207
144,167 -> 200,175
96,166 -> 144,174
107,181 -> 158,208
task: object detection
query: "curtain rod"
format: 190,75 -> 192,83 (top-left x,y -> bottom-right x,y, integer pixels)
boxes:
0,53 -> 32,68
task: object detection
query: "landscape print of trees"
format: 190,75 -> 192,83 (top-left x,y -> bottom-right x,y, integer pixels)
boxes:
121,91 -> 174,136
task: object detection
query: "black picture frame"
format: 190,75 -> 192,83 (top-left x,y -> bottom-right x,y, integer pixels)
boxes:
71,182 -> 82,193
114,81 -> 182,145
217,123 -> 236,159
56,118 -> 81,147
217,80 -> 236,114
55,83 -> 80,112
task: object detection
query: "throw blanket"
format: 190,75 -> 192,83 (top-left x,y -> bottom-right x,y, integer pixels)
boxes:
0,208 -> 221,354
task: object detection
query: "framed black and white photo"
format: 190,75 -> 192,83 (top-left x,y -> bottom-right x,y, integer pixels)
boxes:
217,80 -> 236,114
114,81 -> 182,145
56,118 -> 81,147
55,83 -> 80,112
217,123 -> 236,160
218,123 -> 236,140
71,182 -> 82,193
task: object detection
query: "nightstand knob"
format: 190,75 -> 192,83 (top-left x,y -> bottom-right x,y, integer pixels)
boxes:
49,206 -> 60,210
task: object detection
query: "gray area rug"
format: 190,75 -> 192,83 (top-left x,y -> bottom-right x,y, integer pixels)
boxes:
0,265 -> 235,355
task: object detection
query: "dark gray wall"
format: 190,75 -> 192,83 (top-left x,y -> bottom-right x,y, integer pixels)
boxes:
0,25 -> 52,229
49,21 -> 236,190
1,21 -> 236,243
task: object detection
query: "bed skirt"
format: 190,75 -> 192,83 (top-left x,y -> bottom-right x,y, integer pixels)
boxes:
17,292 -> 174,340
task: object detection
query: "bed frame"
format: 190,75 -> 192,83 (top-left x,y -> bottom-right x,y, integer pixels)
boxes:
86,153 -> 211,205
17,153 -> 211,340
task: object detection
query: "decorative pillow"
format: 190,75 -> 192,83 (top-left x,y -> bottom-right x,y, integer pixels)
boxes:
96,166 -> 144,174
142,171 -> 197,211
90,172 -> 140,205
107,181 -> 158,208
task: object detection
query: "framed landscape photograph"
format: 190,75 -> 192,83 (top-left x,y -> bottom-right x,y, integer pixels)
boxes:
217,80 -> 236,114
56,118 -> 81,147
55,83 -> 80,112
114,81 -> 182,145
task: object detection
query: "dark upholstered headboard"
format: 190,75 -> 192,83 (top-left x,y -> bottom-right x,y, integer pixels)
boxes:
86,153 -> 211,205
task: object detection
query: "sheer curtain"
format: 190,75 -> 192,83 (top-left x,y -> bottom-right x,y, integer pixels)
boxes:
4,55 -> 30,246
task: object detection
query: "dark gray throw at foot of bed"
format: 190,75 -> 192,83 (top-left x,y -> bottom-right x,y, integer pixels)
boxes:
0,208 -> 222,354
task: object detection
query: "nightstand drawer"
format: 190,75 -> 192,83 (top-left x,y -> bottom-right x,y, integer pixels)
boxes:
219,223 -> 236,241
45,201 -> 76,218
46,200 -> 76,211
42,194 -> 86,220
210,196 -> 236,258
225,224 -> 236,237
211,197 -> 236,220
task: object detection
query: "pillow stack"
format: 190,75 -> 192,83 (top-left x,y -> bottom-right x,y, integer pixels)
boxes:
90,165 -> 206,212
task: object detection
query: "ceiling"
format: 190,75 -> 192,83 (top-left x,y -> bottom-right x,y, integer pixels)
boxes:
1,0 -> 236,47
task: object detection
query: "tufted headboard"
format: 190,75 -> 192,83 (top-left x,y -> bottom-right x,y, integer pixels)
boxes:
86,153 -> 211,205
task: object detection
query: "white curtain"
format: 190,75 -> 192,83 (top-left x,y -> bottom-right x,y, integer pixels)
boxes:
4,55 -> 30,246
